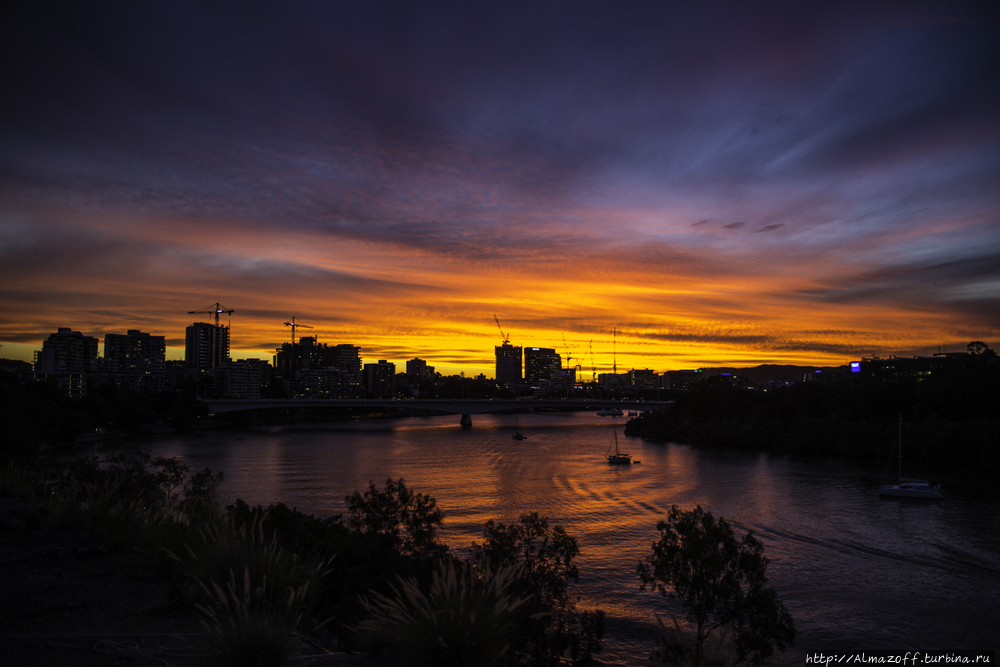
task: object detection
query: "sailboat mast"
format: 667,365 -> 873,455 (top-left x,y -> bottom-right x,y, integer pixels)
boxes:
613,327 -> 617,375
898,414 -> 902,480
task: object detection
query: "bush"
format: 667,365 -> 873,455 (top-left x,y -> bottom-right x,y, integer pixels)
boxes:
638,506 -> 795,666
170,511 -> 333,666
35,448 -> 205,551
354,556 -> 531,667
197,566 -> 314,667
475,512 -> 605,666
346,478 -> 446,560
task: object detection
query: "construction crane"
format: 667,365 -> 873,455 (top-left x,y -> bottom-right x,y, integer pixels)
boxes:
188,302 -> 234,327
494,315 -> 510,344
562,333 -> 575,378
586,339 -> 596,383
612,327 -> 617,375
284,317 -> 313,345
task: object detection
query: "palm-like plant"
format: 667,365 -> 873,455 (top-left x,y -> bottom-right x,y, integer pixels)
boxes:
355,556 -> 533,667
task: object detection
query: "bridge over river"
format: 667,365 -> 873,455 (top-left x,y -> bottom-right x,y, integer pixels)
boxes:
201,398 -> 672,427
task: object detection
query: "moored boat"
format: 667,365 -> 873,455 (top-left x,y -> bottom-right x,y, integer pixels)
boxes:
879,479 -> 943,499
605,429 -> 631,464
878,416 -> 943,499
512,416 -> 527,440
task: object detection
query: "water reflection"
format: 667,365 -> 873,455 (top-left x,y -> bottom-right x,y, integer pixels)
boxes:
148,412 -> 1000,665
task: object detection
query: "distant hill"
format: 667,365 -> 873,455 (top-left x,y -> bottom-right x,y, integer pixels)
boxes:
697,364 -> 848,386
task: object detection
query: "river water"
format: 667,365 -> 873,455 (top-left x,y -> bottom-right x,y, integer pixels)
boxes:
147,411 -> 1000,664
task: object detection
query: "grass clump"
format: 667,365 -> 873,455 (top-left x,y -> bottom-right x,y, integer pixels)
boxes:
169,510 -> 333,667
197,566 -> 314,667
0,460 -> 39,499
354,556 -> 532,667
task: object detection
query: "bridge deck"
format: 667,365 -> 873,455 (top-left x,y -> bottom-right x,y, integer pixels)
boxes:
201,397 -> 671,426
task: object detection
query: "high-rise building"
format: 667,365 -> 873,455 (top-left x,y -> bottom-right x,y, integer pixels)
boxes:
329,344 -> 362,374
274,339 -> 361,379
104,329 -> 166,391
406,358 -> 428,377
212,358 -> 267,399
495,341 -> 522,384
298,367 -> 359,399
662,369 -> 701,391
274,341 -> 308,378
34,327 -> 99,397
628,368 -> 660,390
185,322 -> 230,370
363,360 -> 395,399
524,347 -> 560,385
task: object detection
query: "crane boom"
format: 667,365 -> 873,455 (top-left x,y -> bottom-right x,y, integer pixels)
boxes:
562,333 -> 573,370
284,317 -> 313,345
494,315 -> 510,343
586,339 -> 596,383
188,302 -> 234,327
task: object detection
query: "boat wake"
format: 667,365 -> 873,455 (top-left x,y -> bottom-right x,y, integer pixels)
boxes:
741,523 -> 1000,580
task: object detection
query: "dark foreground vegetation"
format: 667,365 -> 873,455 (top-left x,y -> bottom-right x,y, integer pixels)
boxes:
625,350 -> 1000,486
1,443 -> 795,666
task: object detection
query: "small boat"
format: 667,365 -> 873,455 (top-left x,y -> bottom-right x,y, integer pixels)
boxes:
605,429 -> 631,464
879,416 -> 943,499
512,416 -> 527,440
879,479 -> 943,499
597,407 -> 624,416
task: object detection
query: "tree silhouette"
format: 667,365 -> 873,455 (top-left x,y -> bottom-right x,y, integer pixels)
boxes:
345,478 -> 445,559
638,505 -> 795,665
967,340 -> 996,356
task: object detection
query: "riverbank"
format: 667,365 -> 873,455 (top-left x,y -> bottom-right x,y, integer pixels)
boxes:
0,516 -> 411,667
0,442 -> 615,667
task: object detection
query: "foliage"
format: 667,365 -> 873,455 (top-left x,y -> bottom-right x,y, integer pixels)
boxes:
171,511 -> 332,613
354,556 -> 532,667
475,512 -> 605,666
346,478 -> 446,559
225,498 -> 428,643
227,499 -> 345,556
170,510 -> 333,666
34,448 -> 219,550
196,565 -> 315,667
966,341 -> 996,357
181,467 -> 225,521
40,448 -> 187,512
0,460 -> 39,500
637,506 -> 795,666
0,373 -> 208,455
625,351 -> 1000,477
645,612 -> 734,667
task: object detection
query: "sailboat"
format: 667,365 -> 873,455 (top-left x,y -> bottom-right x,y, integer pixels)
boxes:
512,416 -> 527,440
878,416 -> 943,499
605,428 -> 631,464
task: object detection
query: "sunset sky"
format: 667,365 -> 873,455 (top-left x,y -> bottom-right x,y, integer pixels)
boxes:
2,1 -> 998,377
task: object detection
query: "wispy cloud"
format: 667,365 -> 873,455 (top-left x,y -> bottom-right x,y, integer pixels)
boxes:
1,1 -> 998,372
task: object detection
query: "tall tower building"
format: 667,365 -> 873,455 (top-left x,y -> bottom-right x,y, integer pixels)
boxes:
524,347 -> 561,385
330,344 -> 362,374
185,322 -> 230,370
495,341 -> 522,384
363,360 -> 395,399
104,329 -> 166,391
406,358 -> 428,377
34,327 -> 99,397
